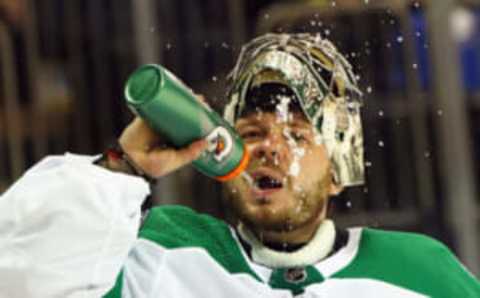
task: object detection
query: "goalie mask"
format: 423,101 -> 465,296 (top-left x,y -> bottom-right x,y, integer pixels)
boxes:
224,33 -> 365,187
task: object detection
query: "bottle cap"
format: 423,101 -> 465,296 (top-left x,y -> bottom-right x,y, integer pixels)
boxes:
125,65 -> 162,105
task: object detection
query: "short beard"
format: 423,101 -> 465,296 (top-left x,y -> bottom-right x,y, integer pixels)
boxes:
221,174 -> 331,233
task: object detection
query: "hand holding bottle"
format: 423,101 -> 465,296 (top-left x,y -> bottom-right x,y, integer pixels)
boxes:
116,117 -> 208,179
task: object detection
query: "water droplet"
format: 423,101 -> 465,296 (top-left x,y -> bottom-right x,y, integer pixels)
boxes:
378,140 -> 385,147
437,109 -> 444,116
165,43 -> 172,50
366,86 -> 373,93
264,13 -> 270,19
331,1 -> 336,7
364,0 -> 369,4
346,201 -> 352,208
386,42 -> 392,48
365,161 -> 372,167
310,20 -> 316,26
414,2 -> 420,8
204,41 -> 210,48
221,42 -> 229,49
324,29 -> 331,36
397,36 -> 404,43
212,76 -> 218,82
424,151 -> 431,158
363,187 -> 369,193
416,31 -> 422,37
412,63 -> 418,69
314,133 -> 323,145
241,172 -> 255,188
378,110 -> 384,117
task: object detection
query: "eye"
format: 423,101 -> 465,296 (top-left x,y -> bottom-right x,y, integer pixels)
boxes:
291,131 -> 308,143
241,130 -> 262,140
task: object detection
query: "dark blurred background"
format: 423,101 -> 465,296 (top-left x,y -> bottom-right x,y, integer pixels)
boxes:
0,0 -> 478,275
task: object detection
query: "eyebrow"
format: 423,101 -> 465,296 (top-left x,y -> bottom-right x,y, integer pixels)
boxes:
290,121 -> 311,129
236,120 -> 312,133
235,119 -> 261,131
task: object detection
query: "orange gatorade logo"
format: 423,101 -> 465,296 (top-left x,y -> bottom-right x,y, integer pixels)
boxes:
206,127 -> 233,162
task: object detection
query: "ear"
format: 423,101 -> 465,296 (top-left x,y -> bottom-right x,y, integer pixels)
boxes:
328,175 -> 344,197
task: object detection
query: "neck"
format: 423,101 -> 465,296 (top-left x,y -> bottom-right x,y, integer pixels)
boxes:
237,218 -> 336,268
248,208 -> 327,250
249,210 -> 326,249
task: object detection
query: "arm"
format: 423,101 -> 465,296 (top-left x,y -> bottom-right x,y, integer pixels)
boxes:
0,118 -> 207,298
0,154 -> 150,298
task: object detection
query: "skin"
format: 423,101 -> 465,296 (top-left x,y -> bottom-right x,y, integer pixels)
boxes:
115,96 -> 342,249
223,111 -> 343,247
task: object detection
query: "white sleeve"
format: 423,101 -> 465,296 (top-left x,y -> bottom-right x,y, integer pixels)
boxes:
0,153 -> 151,298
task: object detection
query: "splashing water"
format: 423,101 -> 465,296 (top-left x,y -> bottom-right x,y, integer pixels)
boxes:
275,95 -> 292,123
241,171 -> 255,188
290,147 -> 305,177
314,132 -> 323,145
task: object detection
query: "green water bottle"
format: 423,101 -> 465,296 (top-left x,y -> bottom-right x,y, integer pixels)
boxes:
124,64 -> 249,181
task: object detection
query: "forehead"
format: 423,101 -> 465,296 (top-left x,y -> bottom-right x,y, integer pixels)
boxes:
235,110 -> 312,129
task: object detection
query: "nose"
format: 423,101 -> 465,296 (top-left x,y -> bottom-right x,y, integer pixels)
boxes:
250,131 -> 288,164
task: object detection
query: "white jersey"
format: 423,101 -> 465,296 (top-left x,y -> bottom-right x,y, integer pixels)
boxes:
0,155 -> 479,298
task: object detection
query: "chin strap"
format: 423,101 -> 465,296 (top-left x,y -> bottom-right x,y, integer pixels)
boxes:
237,219 -> 336,269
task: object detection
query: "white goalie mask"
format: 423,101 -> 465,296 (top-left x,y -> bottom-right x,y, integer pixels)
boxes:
224,33 -> 365,187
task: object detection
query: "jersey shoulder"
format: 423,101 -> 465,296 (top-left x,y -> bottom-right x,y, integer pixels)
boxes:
139,205 -> 231,249
361,228 -> 447,262
335,228 -> 480,297
138,205 -> 259,278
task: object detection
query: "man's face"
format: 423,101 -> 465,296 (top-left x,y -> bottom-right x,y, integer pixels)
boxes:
224,109 -> 340,232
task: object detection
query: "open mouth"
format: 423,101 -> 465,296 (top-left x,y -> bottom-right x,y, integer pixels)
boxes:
255,175 -> 283,190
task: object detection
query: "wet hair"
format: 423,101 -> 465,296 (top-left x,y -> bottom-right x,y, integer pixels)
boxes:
239,83 -> 303,118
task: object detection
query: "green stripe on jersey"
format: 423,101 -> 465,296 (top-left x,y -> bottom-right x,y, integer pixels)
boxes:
334,228 -> 480,298
103,271 -> 123,297
139,205 -> 260,281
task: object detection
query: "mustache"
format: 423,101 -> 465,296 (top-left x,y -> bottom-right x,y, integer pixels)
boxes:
247,157 -> 286,175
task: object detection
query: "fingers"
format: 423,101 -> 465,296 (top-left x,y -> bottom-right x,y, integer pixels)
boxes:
119,115 -> 210,178
175,139 -> 208,165
144,139 -> 207,177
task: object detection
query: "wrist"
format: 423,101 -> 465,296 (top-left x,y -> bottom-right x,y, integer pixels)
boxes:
95,143 -> 156,183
